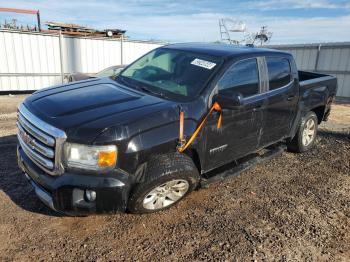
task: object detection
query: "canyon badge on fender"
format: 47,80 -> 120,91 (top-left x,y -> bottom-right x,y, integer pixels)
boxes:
209,144 -> 228,154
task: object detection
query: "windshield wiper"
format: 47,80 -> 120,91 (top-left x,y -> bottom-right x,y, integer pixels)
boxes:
117,76 -> 169,99
137,86 -> 169,99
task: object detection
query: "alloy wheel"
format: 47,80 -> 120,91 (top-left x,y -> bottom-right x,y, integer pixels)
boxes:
142,179 -> 189,210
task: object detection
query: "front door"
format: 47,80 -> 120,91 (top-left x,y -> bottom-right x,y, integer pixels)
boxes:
203,58 -> 265,172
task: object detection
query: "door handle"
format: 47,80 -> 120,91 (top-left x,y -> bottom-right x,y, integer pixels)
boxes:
253,104 -> 262,111
286,95 -> 295,101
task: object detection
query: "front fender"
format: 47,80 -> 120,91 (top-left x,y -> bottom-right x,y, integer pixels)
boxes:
119,119 -> 198,175
92,99 -> 207,176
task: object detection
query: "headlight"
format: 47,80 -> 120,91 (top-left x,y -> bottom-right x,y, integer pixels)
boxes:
64,143 -> 117,171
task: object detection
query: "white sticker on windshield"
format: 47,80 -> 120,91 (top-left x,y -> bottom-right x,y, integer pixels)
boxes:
191,58 -> 216,70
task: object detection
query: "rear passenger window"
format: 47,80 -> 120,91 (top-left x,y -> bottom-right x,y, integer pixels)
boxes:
218,58 -> 259,98
266,57 -> 291,90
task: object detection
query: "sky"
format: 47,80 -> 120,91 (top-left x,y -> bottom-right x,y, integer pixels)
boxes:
0,0 -> 349,44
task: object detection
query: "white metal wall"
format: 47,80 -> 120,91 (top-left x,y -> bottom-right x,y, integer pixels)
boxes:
2,32 -> 349,98
268,42 -> 350,98
0,31 -> 62,91
0,30 -> 163,91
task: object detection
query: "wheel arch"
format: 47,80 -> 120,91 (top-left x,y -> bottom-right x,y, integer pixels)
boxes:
132,150 -> 201,183
127,151 -> 200,213
310,105 -> 326,124
184,148 -> 202,174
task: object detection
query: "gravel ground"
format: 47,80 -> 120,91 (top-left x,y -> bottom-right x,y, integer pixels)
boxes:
0,95 -> 349,261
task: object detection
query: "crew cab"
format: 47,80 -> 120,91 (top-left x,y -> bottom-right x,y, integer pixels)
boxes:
17,43 -> 337,215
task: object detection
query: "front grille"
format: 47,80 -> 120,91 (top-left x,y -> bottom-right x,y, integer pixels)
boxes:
17,104 -> 66,176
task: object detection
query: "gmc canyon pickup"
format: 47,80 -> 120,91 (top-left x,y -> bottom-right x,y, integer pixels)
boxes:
17,43 -> 337,215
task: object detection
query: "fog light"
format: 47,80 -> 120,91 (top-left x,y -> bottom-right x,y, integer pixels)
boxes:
85,190 -> 96,202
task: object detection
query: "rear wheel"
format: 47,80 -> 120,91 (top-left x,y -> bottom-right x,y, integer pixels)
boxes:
287,111 -> 318,153
127,153 -> 199,213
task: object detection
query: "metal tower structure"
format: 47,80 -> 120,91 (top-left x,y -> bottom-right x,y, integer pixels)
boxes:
219,18 -> 247,45
252,26 -> 273,46
219,19 -> 273,46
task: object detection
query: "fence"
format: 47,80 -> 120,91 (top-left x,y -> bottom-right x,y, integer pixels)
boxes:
1,32 -> 349,98
268,42 -> 350,98
0,30 -> 163,91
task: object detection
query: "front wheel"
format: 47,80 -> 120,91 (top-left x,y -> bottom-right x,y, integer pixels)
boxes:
287,111 -> 318,153
127,153 -> 199,213
141,179 -> 190,210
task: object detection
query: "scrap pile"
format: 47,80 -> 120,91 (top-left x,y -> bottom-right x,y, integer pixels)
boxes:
45,21 -> 126,38
0,7 -> 126,38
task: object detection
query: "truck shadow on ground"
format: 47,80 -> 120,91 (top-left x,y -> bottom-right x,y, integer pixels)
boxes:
0,134 -> 61,217
0,130 -> 348,217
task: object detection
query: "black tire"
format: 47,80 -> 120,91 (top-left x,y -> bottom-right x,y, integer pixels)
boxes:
287,111 -> 318,153
127,153 -> 200,214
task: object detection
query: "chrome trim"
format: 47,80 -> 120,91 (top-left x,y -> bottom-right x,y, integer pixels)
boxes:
24,173 -> 56,211
265,80 -> 294,94
18,114 -> 55,146
18,104 -> 66,140
17,123 -> 54,158
257,56 -> 269,93
209,144 -> 228,154
18,133 -> 54,170
18,103 -> 67,175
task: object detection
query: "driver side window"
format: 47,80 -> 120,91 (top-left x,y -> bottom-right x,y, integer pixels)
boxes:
217,58 -> 260,98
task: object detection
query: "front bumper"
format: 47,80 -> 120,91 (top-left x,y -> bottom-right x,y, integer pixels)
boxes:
17,146 -> 132,215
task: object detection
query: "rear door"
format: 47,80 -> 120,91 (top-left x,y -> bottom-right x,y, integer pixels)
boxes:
203,57 -> 265,171
259,56 -> 299,147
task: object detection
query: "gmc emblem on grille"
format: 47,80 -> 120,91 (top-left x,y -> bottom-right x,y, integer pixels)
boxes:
19,129 -> 35,148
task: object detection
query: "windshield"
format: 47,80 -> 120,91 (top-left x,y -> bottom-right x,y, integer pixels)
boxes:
97,66 -> 124,78
118,48 -> 222,101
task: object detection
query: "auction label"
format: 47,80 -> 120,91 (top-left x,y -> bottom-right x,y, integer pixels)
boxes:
191,58 -> 216,70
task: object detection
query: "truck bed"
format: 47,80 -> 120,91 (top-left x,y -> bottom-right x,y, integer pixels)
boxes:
298,70 -> 337,95
299,70 -> 336,86
297,70 -> 337,123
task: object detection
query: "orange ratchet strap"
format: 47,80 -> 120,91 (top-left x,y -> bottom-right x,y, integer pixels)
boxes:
177,102 -> 222,153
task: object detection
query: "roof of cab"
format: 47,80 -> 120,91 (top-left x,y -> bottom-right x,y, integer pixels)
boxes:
163,42 -> 290,58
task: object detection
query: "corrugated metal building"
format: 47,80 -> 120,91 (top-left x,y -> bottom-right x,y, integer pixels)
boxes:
0,30 -> 163,91
268,42 -> 350,99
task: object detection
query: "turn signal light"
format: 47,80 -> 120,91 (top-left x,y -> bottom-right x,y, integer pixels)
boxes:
98,150 -> 117,167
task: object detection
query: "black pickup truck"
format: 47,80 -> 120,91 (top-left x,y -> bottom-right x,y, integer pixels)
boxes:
17,43 -> 337,215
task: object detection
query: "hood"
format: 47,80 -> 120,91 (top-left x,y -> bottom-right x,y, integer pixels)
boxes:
24,78 -> 178,143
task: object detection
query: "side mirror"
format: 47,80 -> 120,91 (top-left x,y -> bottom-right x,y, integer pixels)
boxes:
213,92 -> 243,109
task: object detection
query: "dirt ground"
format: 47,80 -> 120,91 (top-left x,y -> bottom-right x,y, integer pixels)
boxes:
0,94 -> 349,261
